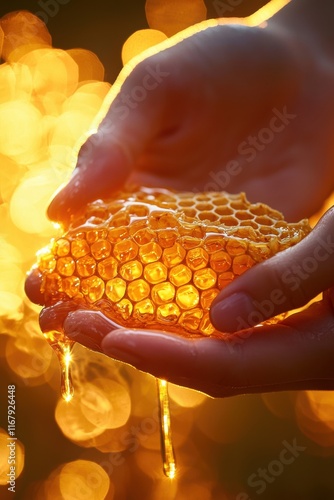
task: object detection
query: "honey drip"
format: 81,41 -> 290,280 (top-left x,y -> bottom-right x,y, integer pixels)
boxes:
44,331 -> 74,402
157,379 -> 176,479
31,187 -> 312,476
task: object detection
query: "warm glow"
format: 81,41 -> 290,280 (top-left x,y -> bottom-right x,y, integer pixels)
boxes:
157,379 -> 176,478
0,429 -> 25,484
121,29 -> 168,65
246,0 -> 291,26
1,1 -> 333,497
145,0 -> 207,37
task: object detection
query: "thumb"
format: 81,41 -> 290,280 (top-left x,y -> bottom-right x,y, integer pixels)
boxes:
210,207 -> 334,332
47,53 -> 169,222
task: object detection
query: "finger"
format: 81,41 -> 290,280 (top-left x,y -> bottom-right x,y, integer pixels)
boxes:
47,52 -> 170,222
25,268 -> 44,306
210,207 -> 334,332
63,309 -> 121,352
63,300 -> 334,397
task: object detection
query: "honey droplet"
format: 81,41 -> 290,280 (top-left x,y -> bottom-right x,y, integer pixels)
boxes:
44,332 -> 74,402
157,379 -> 176,479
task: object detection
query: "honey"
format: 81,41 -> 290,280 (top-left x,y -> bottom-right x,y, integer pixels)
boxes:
30,186 -> 311,478
35,186 -> 311,337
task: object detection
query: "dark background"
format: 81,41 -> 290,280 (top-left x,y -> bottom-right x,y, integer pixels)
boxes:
0,0 -> 269,83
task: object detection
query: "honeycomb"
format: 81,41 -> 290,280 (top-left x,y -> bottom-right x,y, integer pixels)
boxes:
34,186 -> 311,336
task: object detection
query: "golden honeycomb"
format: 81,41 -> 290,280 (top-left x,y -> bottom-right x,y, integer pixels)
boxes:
34,186 -> 311,336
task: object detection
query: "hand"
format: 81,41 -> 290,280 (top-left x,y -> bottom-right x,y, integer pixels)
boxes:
38,207 -> 334,397
26,2 -> 334,397
47,15 -> 334,224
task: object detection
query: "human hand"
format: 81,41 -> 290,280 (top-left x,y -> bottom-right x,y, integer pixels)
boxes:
36,207 -> 334,397
47,14 -> 334,224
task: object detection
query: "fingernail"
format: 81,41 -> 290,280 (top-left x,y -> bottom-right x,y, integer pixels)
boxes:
210,292 -> 259,333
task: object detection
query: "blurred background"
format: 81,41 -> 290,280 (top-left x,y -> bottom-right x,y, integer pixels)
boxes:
1,0 -> 334,499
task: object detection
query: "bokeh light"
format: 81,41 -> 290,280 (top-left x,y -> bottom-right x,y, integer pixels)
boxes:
0,429 -> 25,485
145,0 -> 207,36
0,1 -> 334,498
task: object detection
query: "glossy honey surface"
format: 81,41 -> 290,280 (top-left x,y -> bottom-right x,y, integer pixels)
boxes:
36,187 -> 311,336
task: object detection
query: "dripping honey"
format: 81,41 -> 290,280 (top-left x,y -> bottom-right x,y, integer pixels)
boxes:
34,187 -> 311,477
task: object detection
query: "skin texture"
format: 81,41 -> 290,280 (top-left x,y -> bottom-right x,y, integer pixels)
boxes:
26,0 -> 334,396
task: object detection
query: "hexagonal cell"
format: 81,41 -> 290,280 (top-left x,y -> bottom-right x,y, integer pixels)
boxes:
226,239 -> 248,256
230,200 -> 247,210
151,282 -> 175,305
120,260 -> 143,281
115,298 -> 133,320
127,279 -> 150,302
179,308 -> 203,331
62,276 -> 80,298
133,298 -> 155,321
157,303 -> 180,324
113,240 -> 138,263
196,202 -> 213,212
144,261 -> 168,284
210,251 -> 232,273
149,212 -> 179,230
76,255 -> 96,277
178,199 -> 194,207
193,268 -> 217,290
157,229 -> 178,249
239,220 -> 259,230
132,228 -> 156,246
217,271 -> 234,290
86,229 -> 107,245
182,208 -> 197,219
250,205 -> 268,216
55,238 -> 70,257
186,247 -> 209,270
232,254 -> 255,275
196,194 -> 211,202
255,216 -> 275,226
259,226 -> 279,236
235,210 -> 254,221
200,288 -> 219,310
169,264 -> 192,287
111,212 -> 131,228
213,196 -> 229,206
91,239 -> 112,260
163,243 -> 186,267
199,312 -> 215,335
232,227 -> 258,239
176,284 -> 199,310
179,236 -> 202,250
97,256 -> 118,280
215,206 -> 234,216
203,236 -> 225,254
138,242 -> 163,264
126,203 -> 149,217
107,226 -> 129,243
81,276 -> 105,303
198,211 -> 219,222
220,216 -> 239,227
105,277 -> 126,302
57,256 -> 76,277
